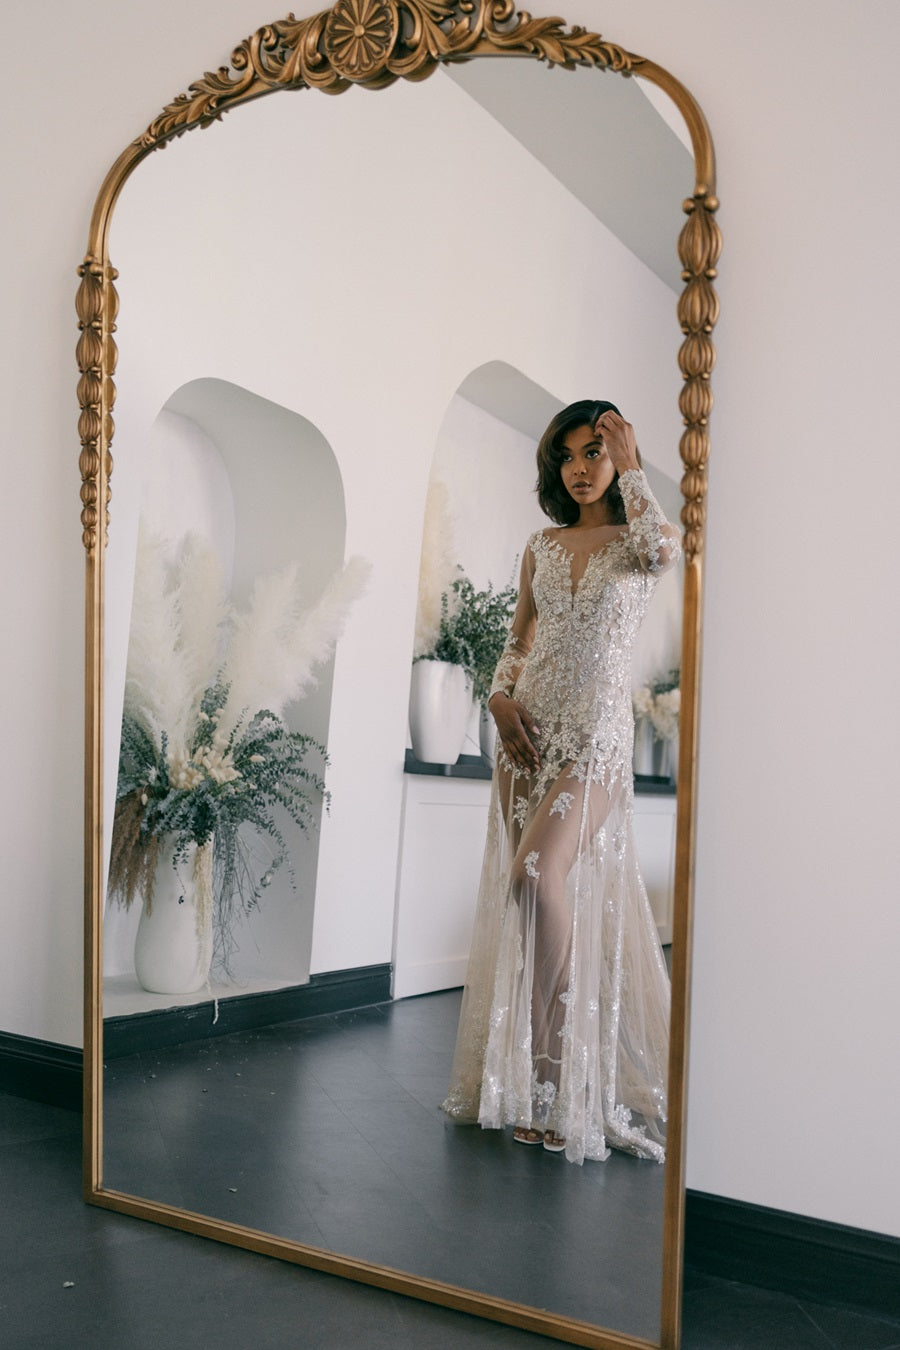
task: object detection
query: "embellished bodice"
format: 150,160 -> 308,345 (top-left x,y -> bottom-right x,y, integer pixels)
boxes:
490,469 -> 681,795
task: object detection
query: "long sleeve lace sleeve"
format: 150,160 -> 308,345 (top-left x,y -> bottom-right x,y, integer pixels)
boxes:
619,468 -> 682,575
489,544 -> 537,702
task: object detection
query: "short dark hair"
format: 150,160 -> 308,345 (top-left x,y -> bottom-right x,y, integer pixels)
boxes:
535,399 -> 641,526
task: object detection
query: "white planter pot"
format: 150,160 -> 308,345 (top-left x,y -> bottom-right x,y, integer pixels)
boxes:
134,837 -> 214,994
409,660 -> 472,765
649,733 -> 679,783
479,705 -> 497,767
633,716 -> 656,776
671,732 -> 679,783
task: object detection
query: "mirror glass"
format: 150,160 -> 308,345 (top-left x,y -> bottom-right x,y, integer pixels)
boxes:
97,53 -> 695,1344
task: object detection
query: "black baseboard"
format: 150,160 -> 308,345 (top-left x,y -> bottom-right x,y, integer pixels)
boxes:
0,1032 -> 82,1110
103,963 -> 393,1057
685,1189 -> 900,1321
0,964 -> 391,1102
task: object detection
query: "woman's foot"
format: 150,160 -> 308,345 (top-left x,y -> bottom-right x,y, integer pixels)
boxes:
513,1126 -> 544,1146
543,1130 -> 566,1153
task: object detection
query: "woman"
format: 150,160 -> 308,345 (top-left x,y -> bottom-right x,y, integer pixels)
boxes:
441,400 -> 680,1164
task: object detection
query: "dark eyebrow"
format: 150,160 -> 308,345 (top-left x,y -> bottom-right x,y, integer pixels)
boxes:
563,437 -> 603,451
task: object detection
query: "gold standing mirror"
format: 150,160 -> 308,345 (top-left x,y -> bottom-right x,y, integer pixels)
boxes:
79,5 -> 719,1348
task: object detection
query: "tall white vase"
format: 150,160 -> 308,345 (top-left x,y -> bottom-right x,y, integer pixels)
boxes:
633,716 -> 656,775
479,705 -> 498,767
134,837 -> 214,995
409,660 -> 472,765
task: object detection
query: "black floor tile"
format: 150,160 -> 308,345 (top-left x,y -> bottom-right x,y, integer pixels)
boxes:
796,1298 -> 900,1350
99,989 -> 670,1338
4,997 -> 897,1350
681,1278 -> 844,1349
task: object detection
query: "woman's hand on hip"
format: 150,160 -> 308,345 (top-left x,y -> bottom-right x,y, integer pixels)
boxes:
489,694 -> 541,773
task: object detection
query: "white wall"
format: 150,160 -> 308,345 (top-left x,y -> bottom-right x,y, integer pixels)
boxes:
1,0 -> 898,1242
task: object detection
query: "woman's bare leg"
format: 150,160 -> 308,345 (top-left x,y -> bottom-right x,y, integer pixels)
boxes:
509,767 -> 613,1112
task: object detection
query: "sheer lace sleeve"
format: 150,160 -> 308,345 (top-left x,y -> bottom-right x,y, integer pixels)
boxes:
489,543 -> 537,701
619,469 -> 682,575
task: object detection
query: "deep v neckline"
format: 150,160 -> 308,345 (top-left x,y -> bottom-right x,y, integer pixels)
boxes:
541,528 -> 629,598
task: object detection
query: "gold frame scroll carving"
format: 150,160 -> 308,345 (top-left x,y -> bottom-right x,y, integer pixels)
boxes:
78,4 -> 720,1348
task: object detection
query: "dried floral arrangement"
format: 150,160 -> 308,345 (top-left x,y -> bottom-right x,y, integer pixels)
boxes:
413,477 -> 460,661
632,668 -> 681,744
413,476 -> 517,705
108,526 -> 369,964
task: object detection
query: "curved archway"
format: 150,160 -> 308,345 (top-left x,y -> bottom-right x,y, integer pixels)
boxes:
103,378 -> 346,1000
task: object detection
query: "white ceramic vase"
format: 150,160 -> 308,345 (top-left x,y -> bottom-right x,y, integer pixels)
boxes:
409,659 -> 472,765
633,716 -> 656,776
649,733 -> 679,783
134,837 -> 214,994
479,705 -> 497,767
662,733 -> 679,784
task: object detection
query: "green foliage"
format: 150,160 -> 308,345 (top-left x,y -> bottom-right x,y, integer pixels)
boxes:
650,667 -> 680,696
427,574 -> 518,706
110,678 -> 327,955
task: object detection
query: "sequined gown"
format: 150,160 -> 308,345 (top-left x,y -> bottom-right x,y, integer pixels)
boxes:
441,469 -> 680,1164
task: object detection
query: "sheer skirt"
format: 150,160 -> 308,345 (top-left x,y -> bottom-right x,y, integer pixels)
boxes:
442,750 -> 669,1165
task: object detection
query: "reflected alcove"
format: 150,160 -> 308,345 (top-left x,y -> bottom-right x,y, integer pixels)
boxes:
102,379 -> 345,1011
80,5 -> 719,1348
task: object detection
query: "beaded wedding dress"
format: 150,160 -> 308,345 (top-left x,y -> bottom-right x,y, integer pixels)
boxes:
441,470 -> 680,1165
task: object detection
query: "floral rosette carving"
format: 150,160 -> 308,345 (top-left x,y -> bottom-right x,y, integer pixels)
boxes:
324,0 -> 400,80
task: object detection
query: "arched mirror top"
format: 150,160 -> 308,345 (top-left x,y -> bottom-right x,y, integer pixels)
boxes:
76,0 -> 718,561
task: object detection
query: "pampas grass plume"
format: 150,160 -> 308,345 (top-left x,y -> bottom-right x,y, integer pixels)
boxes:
124,526 -> 226,755
218,555 -> 371,736
414,476 -> 460,658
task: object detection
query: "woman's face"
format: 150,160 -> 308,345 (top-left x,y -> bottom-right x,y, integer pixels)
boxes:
559,422 -> 616,508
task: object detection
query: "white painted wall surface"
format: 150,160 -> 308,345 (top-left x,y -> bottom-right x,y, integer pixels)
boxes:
1,0 -> 899,1242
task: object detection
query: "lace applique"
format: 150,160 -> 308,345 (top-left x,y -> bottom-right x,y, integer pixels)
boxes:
524,851 -> 540,880
531,1070 -> 557,1121
489,633 -> 526,701
550,791 -> 574,819
618,469 -> 682,575
513,796 -> 529,828
514,931 -> 524,974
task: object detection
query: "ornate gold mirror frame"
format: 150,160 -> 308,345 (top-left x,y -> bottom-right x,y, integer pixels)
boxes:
78,4 -> 719,1347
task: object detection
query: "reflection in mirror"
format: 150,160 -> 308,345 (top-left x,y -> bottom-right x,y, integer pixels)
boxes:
96,48 -> 696,1348
103,381 -> 347,1006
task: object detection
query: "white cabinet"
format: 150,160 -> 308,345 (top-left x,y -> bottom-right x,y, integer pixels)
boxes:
392,773 -> 676,999
392,773 -> 492,999
632,792 -> 677,945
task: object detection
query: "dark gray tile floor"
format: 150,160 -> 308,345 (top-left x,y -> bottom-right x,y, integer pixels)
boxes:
101,991 -> 666,1339
3,995 -> 900,1349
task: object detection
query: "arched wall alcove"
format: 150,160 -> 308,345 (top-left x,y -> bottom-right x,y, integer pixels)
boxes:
103,379 -> 345,1007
